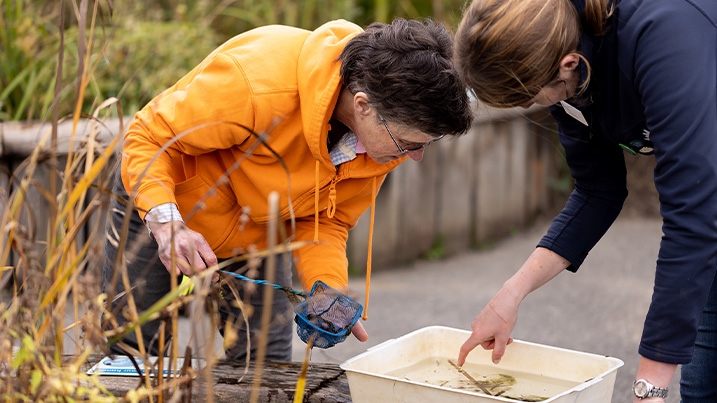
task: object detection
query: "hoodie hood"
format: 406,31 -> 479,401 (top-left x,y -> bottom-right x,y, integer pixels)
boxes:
297,20 -> 362,170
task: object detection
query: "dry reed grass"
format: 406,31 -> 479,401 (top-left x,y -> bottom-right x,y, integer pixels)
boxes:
1,1 -> 473,400
0,2 -> 313,402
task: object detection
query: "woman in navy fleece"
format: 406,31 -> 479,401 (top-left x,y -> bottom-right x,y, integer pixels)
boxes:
453,0 -> 717,401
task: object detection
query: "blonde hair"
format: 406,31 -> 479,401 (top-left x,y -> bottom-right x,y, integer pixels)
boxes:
454,0 -> 611,108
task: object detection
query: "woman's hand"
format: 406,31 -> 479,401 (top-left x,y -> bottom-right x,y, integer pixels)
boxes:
458,247 -> 571,366
457,286 -> 519,366
148,220 -> 219,282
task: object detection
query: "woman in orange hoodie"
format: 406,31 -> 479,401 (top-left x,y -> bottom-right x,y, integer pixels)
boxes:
103,18 -> 472,361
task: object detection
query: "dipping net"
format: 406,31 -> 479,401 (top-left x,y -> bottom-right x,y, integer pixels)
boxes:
220,271 -> 362,348
294,281 -> 363,349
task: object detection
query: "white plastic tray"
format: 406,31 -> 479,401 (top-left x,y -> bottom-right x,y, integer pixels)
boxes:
340,326 -> 623,402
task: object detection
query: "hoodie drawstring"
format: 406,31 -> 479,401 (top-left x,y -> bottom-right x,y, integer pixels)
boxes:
327,183 -> 337,218
314,159 -> 375,321
362,176 -> 377,321
313,160 -> 337,234
314,160 -> 320,244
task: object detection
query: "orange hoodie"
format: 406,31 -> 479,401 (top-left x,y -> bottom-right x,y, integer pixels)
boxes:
121,20 -> 404,294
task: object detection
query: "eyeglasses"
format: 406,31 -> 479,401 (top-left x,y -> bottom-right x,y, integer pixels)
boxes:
378,113 -> 445,154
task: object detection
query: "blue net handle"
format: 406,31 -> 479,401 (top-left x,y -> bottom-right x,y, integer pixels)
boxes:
219,270 -> 309,298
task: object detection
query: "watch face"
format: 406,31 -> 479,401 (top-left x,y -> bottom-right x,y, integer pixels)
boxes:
633,379 -> 668,399
634,380 -> 649,397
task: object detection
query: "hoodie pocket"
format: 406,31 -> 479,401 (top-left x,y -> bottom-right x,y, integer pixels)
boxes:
174,175 -> 238,249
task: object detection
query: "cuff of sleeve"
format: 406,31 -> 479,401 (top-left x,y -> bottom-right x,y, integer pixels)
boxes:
145,203 -> 183,237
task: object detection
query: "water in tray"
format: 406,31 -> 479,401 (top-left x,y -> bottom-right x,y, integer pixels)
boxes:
384,357 -> 580,402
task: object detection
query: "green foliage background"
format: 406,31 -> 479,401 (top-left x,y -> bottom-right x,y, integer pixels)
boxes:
0,0 -> 468,122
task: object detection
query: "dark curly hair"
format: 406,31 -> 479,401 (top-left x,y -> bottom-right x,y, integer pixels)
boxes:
339,18 -> 473,137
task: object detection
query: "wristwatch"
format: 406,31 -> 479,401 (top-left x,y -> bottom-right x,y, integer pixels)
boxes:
633,379 -> 669,399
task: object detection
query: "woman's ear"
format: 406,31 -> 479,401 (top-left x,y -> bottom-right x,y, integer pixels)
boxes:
561,53 -> 581,71
353,92 -> 372,117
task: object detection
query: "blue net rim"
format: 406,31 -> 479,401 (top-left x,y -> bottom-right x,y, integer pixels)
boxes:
294,308 -> 362,337
294,280 -> 364,340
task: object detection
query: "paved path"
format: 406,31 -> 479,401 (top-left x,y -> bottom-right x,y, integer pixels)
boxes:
298,216 -> 680,403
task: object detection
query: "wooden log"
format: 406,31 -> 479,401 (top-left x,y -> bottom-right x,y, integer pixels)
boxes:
97,361 -> 352,403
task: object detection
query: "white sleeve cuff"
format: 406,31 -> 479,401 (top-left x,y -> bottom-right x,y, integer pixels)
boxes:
145,203 -> 183,236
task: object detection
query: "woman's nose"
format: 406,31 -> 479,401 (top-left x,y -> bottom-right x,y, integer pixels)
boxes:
407,148 -> 424,161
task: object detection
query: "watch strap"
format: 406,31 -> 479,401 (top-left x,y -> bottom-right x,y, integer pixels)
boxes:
646,385 -> 669,399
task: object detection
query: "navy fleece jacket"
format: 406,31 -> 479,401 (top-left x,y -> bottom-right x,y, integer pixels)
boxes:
539,0 -> 717,364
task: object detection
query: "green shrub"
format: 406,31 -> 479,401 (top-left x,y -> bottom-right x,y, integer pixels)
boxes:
1,0 -> 467,122
1,2 -> 219,122
0,0 -> 61,121
71,20 -> 220,117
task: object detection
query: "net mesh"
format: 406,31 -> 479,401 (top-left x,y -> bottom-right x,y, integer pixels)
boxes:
294,281 -> 363,349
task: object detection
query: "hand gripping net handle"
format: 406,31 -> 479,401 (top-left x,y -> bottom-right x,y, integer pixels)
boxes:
294,281 -> 363,349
